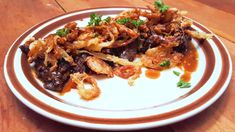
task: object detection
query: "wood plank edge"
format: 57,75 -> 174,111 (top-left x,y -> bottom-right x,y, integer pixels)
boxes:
54,0 -> 67,12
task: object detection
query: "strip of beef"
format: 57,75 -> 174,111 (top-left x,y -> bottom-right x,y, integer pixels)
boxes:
34,58 -> 71,92
101,40 -> 138,62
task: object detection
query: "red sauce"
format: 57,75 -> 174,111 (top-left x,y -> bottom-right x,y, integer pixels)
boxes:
60,79 -> 76,95
178,42 -> 198,82
114,65 -> 136,79
180,71 -> 191,82
144,43 -> 198,81
181,43 -> 198,72
145,69 -> 160,79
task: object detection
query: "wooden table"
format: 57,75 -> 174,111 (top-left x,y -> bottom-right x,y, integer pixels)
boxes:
0,0 -> 234,131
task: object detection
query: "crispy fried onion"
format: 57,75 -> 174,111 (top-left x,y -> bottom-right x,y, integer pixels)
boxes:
27,35 -> 75,71
117,8 -> 142,20
180,18 -> 193,28
67,24 -> 118,51
77,50 -> 142,66
66,22 -> 138,51
114,65 -> 142,86
185,30 -> 213,40
128,66 -> 142,86
111,23 -> 139,48
44,53 -> 57,71
70,72 -> 100,100
141,46 -> 183,70
114,65 -> 137,79
28,38 -> 47,63
86,56 -> 113,77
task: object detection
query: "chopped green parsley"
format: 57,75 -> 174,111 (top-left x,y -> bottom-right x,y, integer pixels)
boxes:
154,0 -> 169,13
88,13 -> 102,26
56,28 -> 70,37
116,18 -> 131,25
177,80 -> 191,88
159,60 -> 170,67
173,70 -> 180,76
116,18 -> 144,28
131,19 -> 144,28
104,16 -> 111,22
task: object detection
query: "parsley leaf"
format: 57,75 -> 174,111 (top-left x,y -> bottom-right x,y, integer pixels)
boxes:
131,19 -> 144,28
177,80 -> 191,88
173,70 -> 180,76
104,16 -> 111,22
56,28 -> 70,37
116,18 -> 144,28
154,0 -> 169,13
116,18 -> 131,25
88,13 -> 102,26
155,0 -> 164,7
159,60 -> 170,67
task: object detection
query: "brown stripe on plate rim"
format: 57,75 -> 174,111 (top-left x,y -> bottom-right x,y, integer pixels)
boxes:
5,7 -> 231,125
21,8 -> 215,111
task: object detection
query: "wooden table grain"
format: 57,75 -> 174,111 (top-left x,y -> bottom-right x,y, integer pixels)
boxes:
0,0 -> 234,131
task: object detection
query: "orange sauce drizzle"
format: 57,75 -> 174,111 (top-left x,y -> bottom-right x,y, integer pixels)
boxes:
180,71 -> 191,82
145,69 -> 161,79
60,79 -> 76,95
181,43 -> 198,72
180,42 -> 199,82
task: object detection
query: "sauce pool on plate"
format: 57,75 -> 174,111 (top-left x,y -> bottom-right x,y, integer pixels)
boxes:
145,42 -> 198,81
180,42 -> 199,82
181,42 -> 198,72
145,69 -> 161,79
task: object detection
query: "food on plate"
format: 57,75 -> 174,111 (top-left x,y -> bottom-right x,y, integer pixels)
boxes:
19,0 -> 212,100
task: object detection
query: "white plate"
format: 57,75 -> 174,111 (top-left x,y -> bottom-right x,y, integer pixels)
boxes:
4,7 -> 232,130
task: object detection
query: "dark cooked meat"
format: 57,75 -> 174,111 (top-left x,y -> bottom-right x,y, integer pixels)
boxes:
119,41 -> 138,61
137,35 -> 163,53
72,53 -> 97,74
173,32 -> 192,53
43,71 -> 69,91
137,25 -> 167,53
101,48 -> 115,55
104,60 -> 115,68
19,45 -> 29,55
119,47 -> 137,61
72,53 -> 89,73
101,25 -> 190,61
34,58 -> 52,81
137,17 -> 192,54
34,58 -> 71,92
23,52 -> 92,92
101,41 -> 138,62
